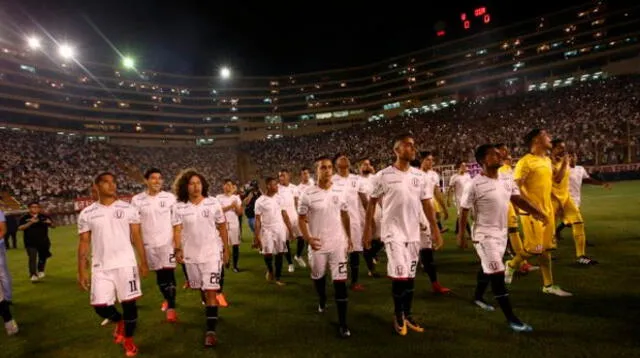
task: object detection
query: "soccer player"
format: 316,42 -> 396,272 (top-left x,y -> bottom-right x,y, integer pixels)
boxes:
0,210 -> 18,336
131,168 -> 179,322
505,129 -> 572,296
420,153 -> 449,233
278,169 -> 304,272
295,167 -> 314,261
298,156 -> 352,338
333,153 -> 368,291
419,153 -> 451,294
496,144 -> 539,274
448,161 -> 471,237
550,140 -> 597,265
567,152 -> 612,208
358,158 -> 382,278
364,133 -> 443,336
255,177 -> 295,286
172,169 -> 230,347
77,173 -> 149,357
216,179 -> 243,272
458,144 -> 548,332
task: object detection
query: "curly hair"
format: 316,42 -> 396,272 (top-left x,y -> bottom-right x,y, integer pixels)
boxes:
173,168 -> 209,203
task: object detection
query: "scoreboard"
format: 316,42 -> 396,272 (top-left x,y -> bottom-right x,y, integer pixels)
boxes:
435,6 -> 492,37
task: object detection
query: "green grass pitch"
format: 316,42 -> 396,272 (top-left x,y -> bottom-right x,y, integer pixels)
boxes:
1,181 -> 639,357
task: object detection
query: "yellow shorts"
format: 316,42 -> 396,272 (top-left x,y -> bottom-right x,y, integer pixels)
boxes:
507,203 -> 518,229
520,212 -> 556,254
552,196 -> 583,224
434,200 -> 443,214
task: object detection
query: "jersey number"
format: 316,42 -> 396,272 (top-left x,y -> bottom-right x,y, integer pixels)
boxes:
169,253 -> 176,264
410,261 -> 417,274
209,273 -> 221,285
338,262 -> 348,274
129,280 -> 138,293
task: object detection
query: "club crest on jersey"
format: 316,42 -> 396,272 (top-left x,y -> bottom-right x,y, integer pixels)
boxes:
396,265 -> 404,276
332,196 -> 339,204
412,178 -> 419,187
351,180 -> 357,188
160,201 -> 166,208
202,209 -> 210,218
114,209 -> 124,219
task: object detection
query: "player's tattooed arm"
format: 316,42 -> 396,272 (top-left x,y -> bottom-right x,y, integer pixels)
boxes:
511,195 -> 548,225
131,223 -> 149,277
253,215 -> 262,249
173,224 -> 183,262
422,199 -> 443,250
362,197 -> 378,250
77,232 -> 91,291
456,209 -> 470,249
341,210 -> 352,252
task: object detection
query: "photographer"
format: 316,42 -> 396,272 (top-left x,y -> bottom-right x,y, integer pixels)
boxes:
18,202 -> 55,282
242,180 -> 262,233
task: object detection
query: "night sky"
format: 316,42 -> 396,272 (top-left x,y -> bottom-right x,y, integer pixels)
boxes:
8,0 -> 591,76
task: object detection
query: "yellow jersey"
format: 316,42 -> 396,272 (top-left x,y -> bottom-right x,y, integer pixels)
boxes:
514,153 -> 553,213
551,160 -> 571,202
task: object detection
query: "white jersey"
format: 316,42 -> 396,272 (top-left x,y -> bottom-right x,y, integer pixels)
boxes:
297,181 -> 314,196
277,183 -> 299,223
332,173 -> 366,226
77,200 -> 141,271
449,173 -> 471,207
131,191 -> 177,248
569,166 -> 589,207
173,197 -> 226,264
359,174 -> 383,238
424,170 -> 441,194
216,194 -> 242,229
254,194 -> 286,229
460,174 -> 520,238
298,184 -> 349,253
370,166 -> 432,243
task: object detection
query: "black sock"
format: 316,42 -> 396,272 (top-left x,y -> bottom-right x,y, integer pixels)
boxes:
37,258 -> 47,272
219,268 -> 225,293
264,255 -> 274,274
0,300 -> 13,322
313,276 -> 327,309
420,249 -> 437,283
555,223 -> 566,236
121,301 -> 138,337
404,279 -> 415,318
94,305 -> 122,322
466,223 -> 471,236
363,249 -> 375,272
205,306 -> 219,332
490,273 -> 520,324
392,280 -> 405,324
334,281 -> 348,327
349,252 -> 360,285
157,269 -> 177,309
232,245 -> 240,269
285,241 -> 293,265
474,269 -> 490,301
181,263 -> 189,282
437,220 -> 443,231
296,237 -> 305,257
275,254 -> 284,280
371,240 -> 383,258
455,219 -> 459,234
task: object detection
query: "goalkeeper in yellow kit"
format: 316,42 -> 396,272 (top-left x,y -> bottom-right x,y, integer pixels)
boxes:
550,139 -> 598,265
505,129 -> 572,296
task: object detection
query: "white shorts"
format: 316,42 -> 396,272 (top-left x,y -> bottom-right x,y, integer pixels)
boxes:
289,216 -> 302,238
146,245 -> 177,271
91,266 -> 142,306
350,222 -> 363,252
261,227 -> 287,255
472,233 -> 508,274
420,230 -> 432,249
228,226 -> 241,246
185,259 -> 223,291
385,241 -> 420,280
308,246 -> 348,282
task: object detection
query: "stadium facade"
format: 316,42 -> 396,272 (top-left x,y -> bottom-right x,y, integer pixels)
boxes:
0,1 -> 638,146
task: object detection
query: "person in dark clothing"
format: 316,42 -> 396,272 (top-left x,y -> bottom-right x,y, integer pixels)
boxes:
18,202 -> 54,282
4,216 -> 17,249
242,180 -> 262,234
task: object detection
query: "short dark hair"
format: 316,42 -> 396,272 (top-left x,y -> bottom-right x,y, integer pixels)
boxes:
265,177 -> 277,185
94,172 -> 115,185
475,144 -> 496,165
409,159 -> 421,168
551,138 -> 564,148
333,152 -> 349,163
144,168 -> 162,180
524,129 -> 543,148
494,143 -> 506,149
223,178 -> 233,184
173,168 -> 209,203
456,160 -> 466,169
27,201 -> 40,207
421,151 -> 433,158
314,156 -> 332,168
392,132 -> 413,148
300,167 -> 310,173
278,169 -> 289,174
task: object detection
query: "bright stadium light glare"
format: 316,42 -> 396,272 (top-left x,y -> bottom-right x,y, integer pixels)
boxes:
220,67 -> 231,79
27,36 -> 41,50
58,44 -> 75,59
123,56 -> 135,69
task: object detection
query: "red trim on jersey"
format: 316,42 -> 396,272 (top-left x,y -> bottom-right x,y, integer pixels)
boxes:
388,276 -> 411,281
